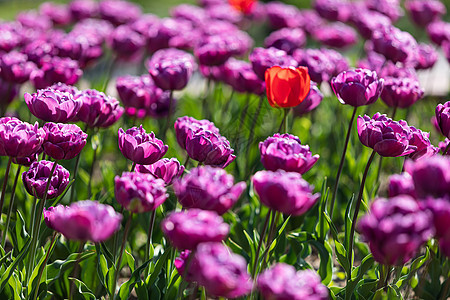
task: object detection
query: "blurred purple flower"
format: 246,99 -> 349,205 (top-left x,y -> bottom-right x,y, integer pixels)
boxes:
312,22 -> 357,48
206,4 -> 243,24
25,88 -> 82,123
0,79 -> 19,112
118,125 -> 168,165
173,166 -> 246,214
388,172 -> 416,198
30,56 -> 83,89
43,123 -> 87,160
358,196 -> 433,265
264,28 -> 306,55
99,0 -> 142,26
351,9 -> 391,40
44,200 -> 122,242
408,126 -> 438,161
249,47 -> 297,81
427,20 -> 450,46
136,158 -> 184,185
252,170 -> 320,216
0,24 -> 21,52
115,172 -> 167,213
110,25 -> 145,59
161,209 -> 229,250
293,49 -> 333,84
314,0 -> 350,22
380,77 -> 424,108
414,43 -> 438,70
39,2 -> 72,26
357,113 -> 416,157
69,0 -> 99,20
49,82 -> 79,96
421,197 -> 450,257
406,0 -> 446,27
365,0 -> 403,23
293,82 -> 323,116
17,10 -> 52,31
371,26 -> 418,63
265,1 -> 301,29
0,117 -> 45,158
0,51 -> 36,84
297,10 -> 325,35
170,4 -> 207,26
22,160 -> 70,200
221,58 -> 265,95
257,263 -> 329,300
435,101 -> 450,139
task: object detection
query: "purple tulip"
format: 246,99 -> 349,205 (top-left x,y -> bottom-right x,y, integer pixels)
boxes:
147,48 -> 196,91
25,88 -> 82,123
314,0 -> 350,22
39,2 -> 72,26
405,155 -> 450,198
406,0 -> 446,27
22,160 -> 70,200
69,0 -> 99,20
322,48 -> 350,79
71,19 -> 114,44
420,198 -> 450,257
379,62 -> 418,81
358,196 -> 433,266
189,242 -> 252,298
357,113 -> 416,157
173,166 -> 246,214
12,153 -> 39,167
174,250 -> 194,280
114,172 -> 167,213
21,40 -> 54,65
0,51 -> 36,84
136,158 -> 184,185
161,209 -> 229,250
413,43 -> 438,70
312,23 -> 357,48
331,68 -> 384,107
388,173 -> 416,198
0,25 -> 21,53
110,25 -> 145,59
17,10 -> 52,31
252,170 -> 320,216
257,263 -> 329,300
206,4 -> 243,24
99,0 -> 141,26
438,139 -> 450,155
44,200 -> 122,242
146,18 -> 192,53
54,33 -> 103,68
75,89 -> 124,128
49,82 -> 80,96
259,133 -> 319,174
130,14 -> 159,39
118,125 -> 168,165
297,10 -> 325,35
351,9 -> 391,40
249,47 -> 297,81
264,28 -> 306,55
0,117 -> 45,158
371,26 -> 418,63
365,0 -> 403,23
435,101 -> 450,139
293,49 -> 333,84
174,116 -> 220,149
293,82 -> 323,116
30,56 -> 83,89
42,123 -> 88,160
265,2 -> 302,29
427,20 -> 450,46
408,127 -> 438,161
221,58 -> 265,95
170,4 -> 207,26
185,129 -> 235,168
380,77 -> 424,109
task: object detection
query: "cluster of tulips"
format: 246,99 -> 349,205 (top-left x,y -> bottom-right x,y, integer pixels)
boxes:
0,0 -> 449,299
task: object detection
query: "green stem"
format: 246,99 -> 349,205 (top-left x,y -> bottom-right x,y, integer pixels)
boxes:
112,213 -> 133,299
251,209 -> 271,279
391,106 -> 397,119
202,78 -> 212,119
102,57 -> 117,93
0,157 -> 12,215
329,106 -> 358,220
130,162 -> 136,172
1,165 -> 22,248
235,93 -> 251,154
33,232 -> 58,300
69,153 -> 82,202
144,209 -> 157,278
260,211 -> 280,270
29,196 -> 37,233
112,207 -> 124,261
162,90 -> 174,140
69,242 -> 85,300
376,265 -> 390,290
277,109 -> 289,133
26,161 -> 59,292
88,146 -> 98,198
347,151 -> 376,271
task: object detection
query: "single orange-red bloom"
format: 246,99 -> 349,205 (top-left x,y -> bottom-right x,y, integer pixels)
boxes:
265,66 -> 311,108
229,0 -> 257,14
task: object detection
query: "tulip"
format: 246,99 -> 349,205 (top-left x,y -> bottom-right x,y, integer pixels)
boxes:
49,82 -> 80,97
39,2 -> 72,26
118,125 -> 168,165
442,41 -> 450,64
22,160 -> 70,200
252,170 -> 320,216
257,263 -> 329,300
435,101 -> 450,139
365,0 -> 403,23
265,66 -> 311,108
312,23 -> 357,48
30,56 -> 83,89
173,166 -> 246,214
380,77 -> 424,109
0,78 -> 19,114
405,0 -> 446,27
0,51 -> 36,84
185,129 -> 236,168
114,172 -> 167,213
249,47 -> 297,81
293,48 -> 333,84
174,116 -> 219,150
421,198 -> 450,257
297,10 -> 325,35
17,10 -> 52,30
188,242 -> 252,298
170,4 -> 207,25
0,25 -> 21,53
25,88 -> 82,123
292,81 -> 323,116
265,2 -> 302,29
358,196 -> 433,266
407,126 -> 438,161
414,43 -> 438,70
136,158 -> 184,185
161,209 -> 229,250
351,9 -> 391,40
206,4 -> 243,24
174,250 -> 194,280
99,0 -> 141,26
43,123 -> 88,160
388,173 -> 416,198
314,0 -> 351,22
426,21 -> 450,46
0,117 -> 45,158
110,25 -> 145,59
229,0 -> 256,14
259,133 -> 319,174
371,26 -> 418,64
221,58 -> 265,95
69,0 -> 99,20
44,200 -> 122,242
146,18 -> 191,53
264,28 -> 306,55
75,89 -> 124,128
22,40 -> 55,65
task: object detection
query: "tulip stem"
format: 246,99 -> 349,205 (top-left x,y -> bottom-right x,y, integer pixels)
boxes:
112,212 -> 132,299
391,106 -> 398,119
234,93 -> 251,154
347,151 -> 376,280
202,78 -> 212,120
277,109 -> 289,133
329,106 -> 358,220
69,242 -> 85,300
130,162 -> 136,172
376,265 -> 391,291
261,210 -> 280,271
33,232 -> 58,300
144,209 -> 157,278
162,90 -> 174,140
101,57 -> 117,93
0,157 -> 12,216
69,153 -> 82,202
1,165 -> 22,248
26,161 -> 59,291
251,209 -> 271,279
88,146 -> 98,198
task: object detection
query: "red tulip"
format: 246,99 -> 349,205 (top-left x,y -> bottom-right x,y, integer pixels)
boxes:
229,0 -> 257,14
265,66 -> 311,108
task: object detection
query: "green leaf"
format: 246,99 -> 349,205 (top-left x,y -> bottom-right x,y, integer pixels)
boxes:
309,240 -> 333,285
46,251 -> 95,285
124,249 -> 135,273
117,259 -> 151,300
95,244 -> 108,288
335,241 -> 350,276
69,277 -> 96,300
146,249 -> 170,288
316,178 -> 329,241
0,237 -> 31,294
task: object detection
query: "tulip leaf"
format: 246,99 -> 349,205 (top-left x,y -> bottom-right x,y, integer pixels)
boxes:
117,259 -> 151,300
309,240 -> 333,285
0,237 -> 31,294
146,248 -> 170,288
69,277 -> 96,300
